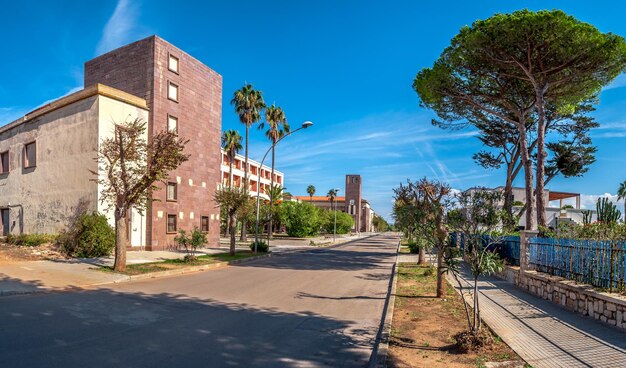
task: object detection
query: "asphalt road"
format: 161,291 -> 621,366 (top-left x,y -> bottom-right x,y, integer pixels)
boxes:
0,234 -> 399,368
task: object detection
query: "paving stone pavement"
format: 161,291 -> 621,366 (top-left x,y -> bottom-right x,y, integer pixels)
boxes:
449,265 -> 626,368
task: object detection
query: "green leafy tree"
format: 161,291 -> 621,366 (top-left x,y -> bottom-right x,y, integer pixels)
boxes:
93,118 -> 189,272
414,9 -> 626,230
280,202 -> 322,237
320,209 -> 354,234
231,84 -> 266,241
306,185 -> 316,202
260,104 -> 289,240
214,187 -> 250,255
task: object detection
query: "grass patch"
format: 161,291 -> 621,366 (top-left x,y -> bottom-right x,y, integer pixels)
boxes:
387,263 -> 523,368
100,251 -> 263,275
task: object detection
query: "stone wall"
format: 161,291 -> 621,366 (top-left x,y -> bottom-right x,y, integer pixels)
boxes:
495,266 -> 626,330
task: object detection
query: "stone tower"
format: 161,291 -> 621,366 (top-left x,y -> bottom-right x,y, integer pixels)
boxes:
345,174 -> 362,233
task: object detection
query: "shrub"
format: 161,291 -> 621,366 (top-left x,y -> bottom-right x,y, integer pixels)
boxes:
57,212 -> 115,258
175,228 -> 207,261
6,233 -> 57,247
321,210 -> 354,234
279,202 -> 322,237
407,240 -> 420,254
250,240 -> 269,253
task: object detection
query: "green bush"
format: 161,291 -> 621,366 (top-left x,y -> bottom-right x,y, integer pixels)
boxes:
250,240 -> 269,253
407,240 -> 420,254
279,202 -> 322,237
321,210 -> 354,234
6,233 -> 57,247
174,228 -> 207,261
57,212 -> 115,258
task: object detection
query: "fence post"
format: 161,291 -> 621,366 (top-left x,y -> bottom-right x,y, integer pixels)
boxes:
520,230 -> 539,272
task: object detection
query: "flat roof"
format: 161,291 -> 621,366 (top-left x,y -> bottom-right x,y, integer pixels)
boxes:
549,191 -> 580,201
294,196 -> 347,202
0,84 -> 149,135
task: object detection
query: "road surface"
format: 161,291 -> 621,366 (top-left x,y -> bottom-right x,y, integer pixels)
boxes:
0,234 -> 399,367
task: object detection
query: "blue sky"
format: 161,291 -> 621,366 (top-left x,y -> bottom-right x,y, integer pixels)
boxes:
2,1 -> 626,221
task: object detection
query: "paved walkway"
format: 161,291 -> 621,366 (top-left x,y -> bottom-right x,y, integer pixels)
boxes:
450,265 -> 626,368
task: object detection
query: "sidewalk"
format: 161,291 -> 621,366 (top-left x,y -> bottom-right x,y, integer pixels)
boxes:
450,265 -> 626,368
0,235 -> 365,296
0,247 -> 228,296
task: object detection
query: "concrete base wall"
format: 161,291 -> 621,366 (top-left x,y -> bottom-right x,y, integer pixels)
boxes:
495,266 -> 626,330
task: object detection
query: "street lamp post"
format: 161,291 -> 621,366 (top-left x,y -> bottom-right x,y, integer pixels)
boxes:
254,121 -> 313,252
333,188 -> 340,242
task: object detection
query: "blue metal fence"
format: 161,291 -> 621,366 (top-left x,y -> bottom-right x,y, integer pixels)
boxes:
529,237 -> 626,291
493,236 -> 520,266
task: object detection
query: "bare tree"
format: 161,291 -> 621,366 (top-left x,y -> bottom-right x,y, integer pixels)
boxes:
93,118 -> 189,272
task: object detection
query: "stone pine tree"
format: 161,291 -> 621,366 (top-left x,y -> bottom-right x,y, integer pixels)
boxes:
414,9 -> 626,230
93,118 -> 189,272
231,84 -> 266,241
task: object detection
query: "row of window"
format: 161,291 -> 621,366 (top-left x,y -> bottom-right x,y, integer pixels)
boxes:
0,141 -> 36,174
167,213 -> 209,233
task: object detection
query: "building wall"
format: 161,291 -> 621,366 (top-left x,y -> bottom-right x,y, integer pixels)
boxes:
345,174 -> 362,232
85,36 -> 223,250
221,150 -> 284,200
0,90 -> 148,238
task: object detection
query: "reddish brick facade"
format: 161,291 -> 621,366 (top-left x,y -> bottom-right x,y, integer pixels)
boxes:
85,36 -> 223,250
345,174 -> 362,232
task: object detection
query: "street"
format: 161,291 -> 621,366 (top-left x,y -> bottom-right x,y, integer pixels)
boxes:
0,234 -> 399,367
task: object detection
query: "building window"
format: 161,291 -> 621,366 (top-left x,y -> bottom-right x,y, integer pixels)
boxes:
168,81 -> 179,102
168,54 -> 179,74
167,214 -> 177,233
201,216 -> 209,232
24,142 -> 36,168
0,151 -> 8,173
167,182 -> 177,201
167,115 -> 178,134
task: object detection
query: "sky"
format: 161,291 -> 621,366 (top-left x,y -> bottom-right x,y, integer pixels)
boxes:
2,0 -> 626,221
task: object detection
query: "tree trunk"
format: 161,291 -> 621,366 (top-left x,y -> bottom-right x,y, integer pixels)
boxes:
418,245 -> 426,265
229,213 -> 236,256
114,213 -> 128,272
518,125 -> 535,230
267,146 -> 275,243
225,158 -> 234,237
436,249 -> 446,298
535,91 -> 548,229
503,163 -> 515,230
473,278 -> 479,333
241,124 -> 249,242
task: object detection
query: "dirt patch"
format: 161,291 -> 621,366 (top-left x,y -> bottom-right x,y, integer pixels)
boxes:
387,263 -> 524,368
0,242 -> 68,263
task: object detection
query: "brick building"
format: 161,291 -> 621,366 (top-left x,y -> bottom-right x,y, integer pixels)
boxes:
293,174 -> 375,233
0,36 -> 224,250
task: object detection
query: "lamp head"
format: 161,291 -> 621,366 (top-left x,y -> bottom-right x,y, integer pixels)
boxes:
301,121 -> 314,129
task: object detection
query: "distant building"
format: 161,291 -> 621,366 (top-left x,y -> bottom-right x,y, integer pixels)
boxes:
220,149 -> 284,200
292,174 -> 376,233
464,186 -> 596,229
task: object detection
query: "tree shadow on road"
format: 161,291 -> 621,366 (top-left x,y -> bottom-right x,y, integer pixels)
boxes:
0,287 -> 376,368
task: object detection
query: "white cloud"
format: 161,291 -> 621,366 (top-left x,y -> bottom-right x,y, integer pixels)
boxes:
579,193 -> 623,210
0,107 -> 28,127
95,0 -> 142,56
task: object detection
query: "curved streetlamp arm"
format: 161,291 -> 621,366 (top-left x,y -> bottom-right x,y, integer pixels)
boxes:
254,125 -> 310,249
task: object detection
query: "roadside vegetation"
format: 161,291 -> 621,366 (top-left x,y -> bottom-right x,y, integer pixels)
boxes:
387,263 -> 523,368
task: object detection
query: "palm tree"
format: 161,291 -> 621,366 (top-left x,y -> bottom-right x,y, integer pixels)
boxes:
327,189 -> 338,207
231,84 -> 266,241
617,181 -> 626,221
221,130 -> 242,237
221,130 -> 242,189
307,185 -> 316,202
260,104 -> 289,240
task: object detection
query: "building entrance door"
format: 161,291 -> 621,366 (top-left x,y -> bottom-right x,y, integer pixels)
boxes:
1,209 -> 9,236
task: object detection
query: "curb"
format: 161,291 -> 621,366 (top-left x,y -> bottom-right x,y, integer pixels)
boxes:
90,253 -> 275,286
368,239 -> 400,368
